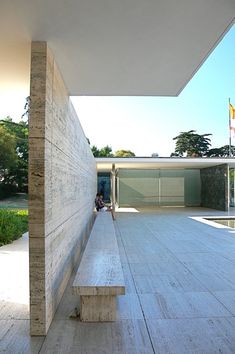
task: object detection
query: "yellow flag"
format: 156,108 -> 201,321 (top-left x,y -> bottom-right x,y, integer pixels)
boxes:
230,103 -> 235,133
230,103 -> 235,119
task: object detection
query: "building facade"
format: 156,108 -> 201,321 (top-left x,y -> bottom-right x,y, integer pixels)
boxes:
97,158 -> 235,211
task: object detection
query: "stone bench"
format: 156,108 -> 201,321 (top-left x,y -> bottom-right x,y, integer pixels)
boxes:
72,212 -> 125,322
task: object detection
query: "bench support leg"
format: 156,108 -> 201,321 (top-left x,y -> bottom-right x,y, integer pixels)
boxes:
80,295 -> 116,322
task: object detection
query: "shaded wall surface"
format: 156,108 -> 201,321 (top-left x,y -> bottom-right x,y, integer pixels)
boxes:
200,164 -> 228,211
29,42 -> 97,335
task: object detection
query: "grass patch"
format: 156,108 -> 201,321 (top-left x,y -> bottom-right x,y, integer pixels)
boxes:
0,209 -> 28,246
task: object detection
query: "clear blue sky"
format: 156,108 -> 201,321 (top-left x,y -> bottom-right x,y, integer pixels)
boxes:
72,24 -> 235,157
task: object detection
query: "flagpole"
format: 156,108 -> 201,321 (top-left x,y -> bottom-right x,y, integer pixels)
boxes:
229,98 -> 232,157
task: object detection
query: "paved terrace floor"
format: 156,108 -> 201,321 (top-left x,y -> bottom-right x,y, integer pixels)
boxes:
1,207 -> 235,353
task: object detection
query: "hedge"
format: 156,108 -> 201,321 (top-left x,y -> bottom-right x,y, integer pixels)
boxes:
0,209 -> 28,246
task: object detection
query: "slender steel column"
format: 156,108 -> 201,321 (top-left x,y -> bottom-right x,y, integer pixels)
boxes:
111,164 -> 116,219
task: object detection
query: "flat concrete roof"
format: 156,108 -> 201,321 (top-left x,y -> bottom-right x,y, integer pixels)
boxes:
0,1 -> 234,95
96,157 -> 235,171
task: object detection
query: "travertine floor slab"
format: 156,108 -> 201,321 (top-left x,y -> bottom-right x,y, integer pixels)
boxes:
0,320 -> 44,354
213,291 -> 235,315
133,272 -> 207,294
2,207 -> 235,353
116,294 -> 144,320
147,317 -> 235,354
40,319 -> 154,354
0,233 -> 44,353
139,291 -> 231,319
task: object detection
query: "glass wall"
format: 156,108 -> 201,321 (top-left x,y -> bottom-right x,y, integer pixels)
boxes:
117,168 -> 201,207
97,172 -> 111,202
117,169 -> 160,206
159,170 -> 184,206
184,169 -> 201,206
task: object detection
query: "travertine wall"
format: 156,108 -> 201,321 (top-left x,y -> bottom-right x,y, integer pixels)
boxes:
200,164 -> 228,211
29,42 -> 96,335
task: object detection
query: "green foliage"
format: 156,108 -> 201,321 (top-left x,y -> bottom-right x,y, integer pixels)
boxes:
172,130 -> 211,157
114,149 -> 135,157
99,145 -> 114,157
0,125 -> 17,169
91,145 -> 114,157
0,209 -> 28,246
206,145 -> 235,157
0,184 -> 18,200
91,145 -> 136,157
91,145 -> 101,157
0,116 -> 28,195
21,96 -> 30,120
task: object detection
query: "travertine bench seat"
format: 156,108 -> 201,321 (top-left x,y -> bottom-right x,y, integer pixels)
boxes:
72,212 -> 125,322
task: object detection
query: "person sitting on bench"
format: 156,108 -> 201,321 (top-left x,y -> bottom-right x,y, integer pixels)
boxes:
95,193 -> 112,212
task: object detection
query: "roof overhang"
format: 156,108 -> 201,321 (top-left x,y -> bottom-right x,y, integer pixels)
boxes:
0,1 -> 234,96
96,157 -> 235,172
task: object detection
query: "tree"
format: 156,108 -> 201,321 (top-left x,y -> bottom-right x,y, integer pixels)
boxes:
91,145 -> 113,157
91,145 -> 100,157
172,130 -> 211,157
206,145 -> 235,157
21,96 -> 30,119
114,150 -> 135,157
91,145 -> 136,157
0,125 -> 18,198
99,145 -> 113,157
0,117 -> 28,194
1,117 -> 28,161
0,125 -> 17,170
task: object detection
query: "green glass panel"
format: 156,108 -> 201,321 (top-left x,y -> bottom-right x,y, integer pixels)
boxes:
160,170 -> 184,206
118,169 -> 159,206
117,168 -> 201,207
184,169 -> 201,206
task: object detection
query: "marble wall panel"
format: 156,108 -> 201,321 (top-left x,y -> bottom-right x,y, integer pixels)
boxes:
29,42 -> 96,335
200,164 -> 228,211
